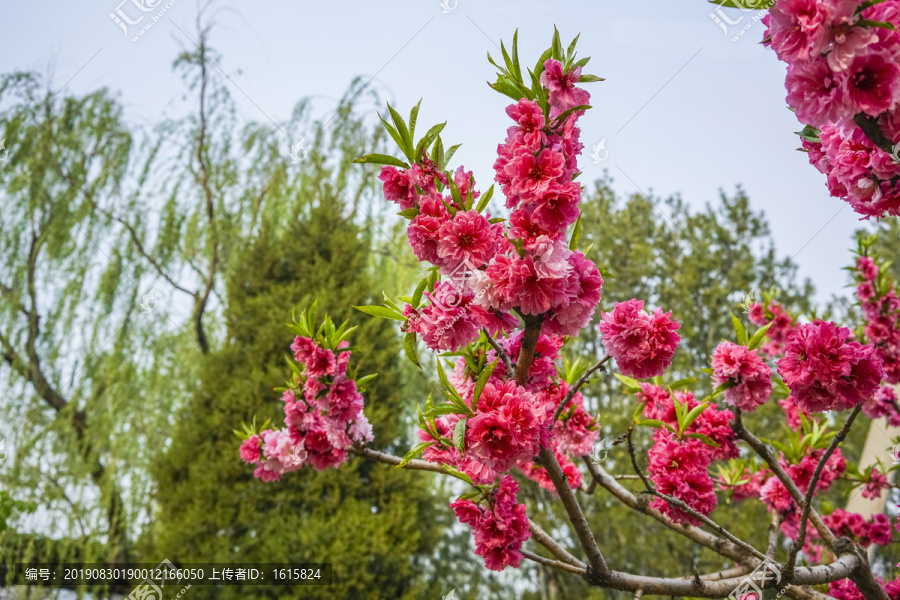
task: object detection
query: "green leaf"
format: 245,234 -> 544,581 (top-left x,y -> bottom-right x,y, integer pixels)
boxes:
747,322 -> 773,351
475,184 -> 495,213
396,441 -> 434,468
489,76 -> 526,102
404,332 -> 421,369
857,18 -> 897,29
488,217 -> 505,224
473,359 -> 499,410
453,417 -> 467,453
444,143 -> 462,167
681,402 -> 710,435
614,373 -> 641,392
511,30 -> 523,85
667,377 -> 697,391
569,215 -> 583,250
578,74 -> 605,83
424,403 -> 464,417
353,153 -> 410,168
415,122 -> 447,158
378,115 -> 407,158
730,312 -> 749,346
635,418 -> 669,430
684,432 -> 721,447
397,207 -> 420,220
353,305 -> 406,321
408,99 -> 422,142
551,26 -> 564,61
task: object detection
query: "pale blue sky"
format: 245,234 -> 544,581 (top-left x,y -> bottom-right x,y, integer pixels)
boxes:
0,0 -> 865,303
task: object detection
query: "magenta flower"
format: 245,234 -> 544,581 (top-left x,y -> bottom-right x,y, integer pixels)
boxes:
766,0 -> 831,63
239,435 -> 261,463
539,59 -> 590,113
505,148 -> 566,205
845,51 -> 900,117
778,321 -> 884,412
378,166 -> 419,210
712,342 -> 773,412
598,299 -> 681,378
647,430 -> 717,526
505,98 -> 546,150
436,210 -> 500,270
785,58 -> 849,127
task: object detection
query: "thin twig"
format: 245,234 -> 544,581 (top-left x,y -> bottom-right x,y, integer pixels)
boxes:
787,406 -> 862,575
553,355 -> 611,422
482,328 -> 513,376
521,550 -> 586,575
625,427 -> 768,562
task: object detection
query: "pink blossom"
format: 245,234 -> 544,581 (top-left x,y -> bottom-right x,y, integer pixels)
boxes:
505,148 -> 566,205
785,58 -> 849,127
647,430 -> 717,526
778,321 -> 884,412
712,342 -> 773,412
437,210 -> 500,270
378,166 -> 419,210
291,336 -> 317,364
306,347 -> 337,378
598,299 -> 681,378
407,195 -> 450,265
530,181 -> 581,234
766,0 -> 832,63
239,435 -> 261,463
540,59 -> 590,113
506,99 -> 547,150
845,51 -> 900,117
862,468 -> 889,500
857,256 -> 879,281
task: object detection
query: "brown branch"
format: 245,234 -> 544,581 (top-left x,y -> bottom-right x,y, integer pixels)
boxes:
348,444 -> 446,474
582,458 -> 755,565
733,411 -> 837,549
514,313 -> 544,386
787,406 -> 862,576
482,328 -> 513,377
528,522 -> 586,568
192,26 -> 217,355
521,550 -> 586,575
553,355 -> 611,422
625,427 -> 768,562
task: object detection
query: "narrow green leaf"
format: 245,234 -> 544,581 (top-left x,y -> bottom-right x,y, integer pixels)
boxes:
453,417 -> 467,453
747,322 -> 773,351
415,121 -> 447,157
408,99 -> 422,142
353,305 -> 406,321
404,332 -> 421,368
473,359 -> 499,410
731,312 -> 749,346
578,74 -> 605,83
396,441 -> 434,468
569,215 -> 583,251
475,184 -> 495,213
353,153 -> 410,168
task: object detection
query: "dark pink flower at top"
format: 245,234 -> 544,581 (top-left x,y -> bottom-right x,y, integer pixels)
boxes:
712,342 -> 773,412
598,299 -> 681,379
505,148 -> 566,205
306,346 -> 337,378
540,59 -> 590,113
845,51 -> 900,117
778,321 -> 885,412
766,0 -> 832,63
378,166 -> 419,210
437,210 -> 500,270
291,336 -> 317,364
239,435 -> 261,463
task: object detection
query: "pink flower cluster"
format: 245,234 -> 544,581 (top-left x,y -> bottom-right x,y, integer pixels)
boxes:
759,448 -> 845,518
747,300 -> 795,357
862,385 -> 900,426
598,299 -> 681,379
830,577 -> 900,600
520,441 -> 583,494
450,476 -> 532,571
824,508 -> 893,547
764,0 -> 900,218
638,384 -> 740,461
551,382 -> 600,457
239,336 -> 373,480
778,320 -> 884,413
854,255 -> 900,384
712,341 -> 773,412
861,467 -> 890,500
647,430 -> 717,526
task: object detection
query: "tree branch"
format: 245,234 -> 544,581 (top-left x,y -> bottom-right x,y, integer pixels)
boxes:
514,313 -> 544,386
553,355 -> 611,422
482,328 -> 513,377
787,406 -> 862,575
